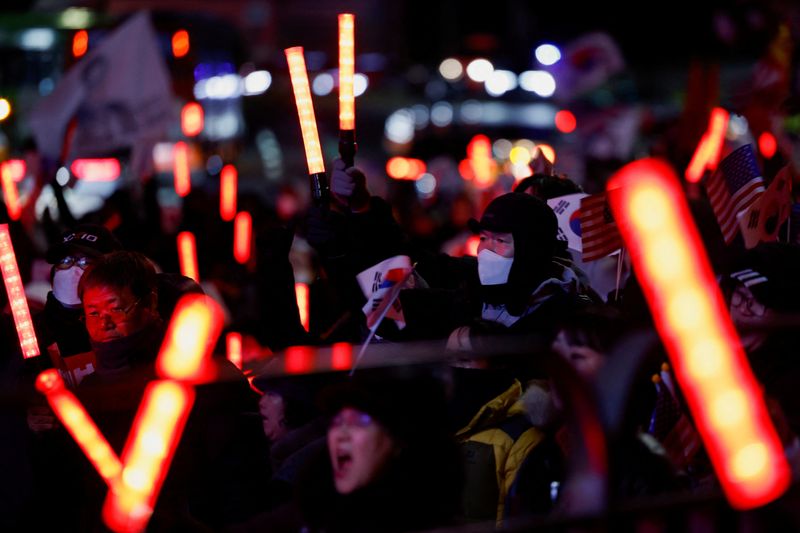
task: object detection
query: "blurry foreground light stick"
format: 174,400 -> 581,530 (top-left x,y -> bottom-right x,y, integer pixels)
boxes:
608,158 -> 790,510
338,13 -> 357,169
0,224 -> 39,358
285,46 -> 329,207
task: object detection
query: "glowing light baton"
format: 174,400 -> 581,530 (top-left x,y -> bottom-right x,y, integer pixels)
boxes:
685,107 -> 729,183
155,294 -> 224,382
219,164 -> 237,221
176,231 -> 199,283
295,282 -> 310,332
608,158 -> 790,509
285,46 -> 329,206
233,212 -> 251,265
36,369 -> 122,485
226,332 -> 243,370
103,294 -> 224,532
173,142 -> 191,197
0,224 -> 39,358
102,380 -> 195,533
1,162 -> 21,220
338,14 -> 357,168
331,341 -> 352,371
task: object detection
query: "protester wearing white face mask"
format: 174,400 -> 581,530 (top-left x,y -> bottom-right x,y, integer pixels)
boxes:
447,192 -> 594,351
33,224 -> 123,365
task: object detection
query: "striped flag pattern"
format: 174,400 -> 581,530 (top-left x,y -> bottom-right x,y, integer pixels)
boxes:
704,144 -> 765,244
580,192 -> 622,261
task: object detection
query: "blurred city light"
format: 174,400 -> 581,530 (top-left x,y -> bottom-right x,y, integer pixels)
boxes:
555,109 -> 577,133
70,159 -> 121,182
466,58 -> 494,82
354,73 -> 369,97
312,73 -> 334,96
493,138 -> 513,159
19,29 -> 55,51
72,30 -> 88,57
758,132 -> 777,159
60,8 -> 93,29
430,101 -> 454,127
485,69 -> 517,97
243,70 -> 271,95
535,43 -> 562,65
509,146 -> 532,165
1,160 -> 26,183
519,70 -> 556,97
415,173 -> 437,196
181,102 -> 204,137
0,99 -> 11,121
439,58 -> 463,81
194,74 -> 242,100
537,143 -> 556,164
385,109 -> 415,144
172,30 -> 190,58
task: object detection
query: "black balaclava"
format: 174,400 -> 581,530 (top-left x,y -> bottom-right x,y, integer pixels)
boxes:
468,193 -> 558,315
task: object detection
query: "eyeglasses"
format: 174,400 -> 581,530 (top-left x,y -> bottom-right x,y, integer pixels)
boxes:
83,298 -> 142,325
56,255 -> 94,271
731,289 -> 766,317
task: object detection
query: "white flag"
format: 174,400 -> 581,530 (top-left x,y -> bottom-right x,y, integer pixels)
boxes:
28,12 -> 173,176
547,193 -> 587,253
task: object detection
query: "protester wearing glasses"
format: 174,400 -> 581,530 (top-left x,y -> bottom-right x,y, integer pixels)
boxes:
33,224 -> 122,365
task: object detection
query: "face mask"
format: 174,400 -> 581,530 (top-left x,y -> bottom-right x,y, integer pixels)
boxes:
52,267 -> 84,306
477,249 -> 514,286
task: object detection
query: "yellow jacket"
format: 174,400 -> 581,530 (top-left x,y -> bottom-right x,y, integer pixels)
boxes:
456,380 -> 545,525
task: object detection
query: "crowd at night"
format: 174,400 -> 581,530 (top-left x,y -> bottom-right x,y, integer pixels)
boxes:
2,2 -> 800,532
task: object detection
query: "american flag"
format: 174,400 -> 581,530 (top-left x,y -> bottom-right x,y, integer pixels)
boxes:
580,192 -> 622,261
649,372 -> 702,469
704,144 -> 765,244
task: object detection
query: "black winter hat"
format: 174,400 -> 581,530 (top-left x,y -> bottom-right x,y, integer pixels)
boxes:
468,192 -> 557,245
46,224 -> 123,264
319,368 -> 448,444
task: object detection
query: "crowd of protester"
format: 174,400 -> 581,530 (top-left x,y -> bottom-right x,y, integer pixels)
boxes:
2,113 -> 800,533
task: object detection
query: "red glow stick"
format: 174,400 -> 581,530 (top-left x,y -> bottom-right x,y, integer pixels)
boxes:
176,231 -> 199,283
1,159 -> 26,182
155,294 -> 224,382
219,164 -> 237,221
173,142 -> 191,197
285,345 -> 314,374
226,332 -> 243,370
102,380 -> 195,533
71,158 -> 121,182
295,282 -> 310,332
685,107 -> 729,183
468,135 -> 493,187
338,14 -> 355,132
0,224 -> 39,358
608,158 -> 790,509
36,369 -> 122,485
285,47 -> 325,175
233,212 -> 251,264
180,102 -> 204,137
1,161 -> 21,220
331,342 -> 352,371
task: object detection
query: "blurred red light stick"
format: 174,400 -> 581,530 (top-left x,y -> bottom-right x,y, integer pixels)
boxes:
233,211 -> 251,264
36,369 -> 122,485
608,158 -> 790,509
331,342 -> 352,371
226,332 -> 243,370
156,294 -> 224,382
177,231 -> 199,283
338,14 -> 357,168
285,46 -> 329,206
1,161 -> 21,220
102,380 -> 194,533
685,107 -> 729,183
173,142 -> 191,197
0,224 -> 39,358
103,294 -> 223,532
295,282 -> 310,332
219,164 -> 237,221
